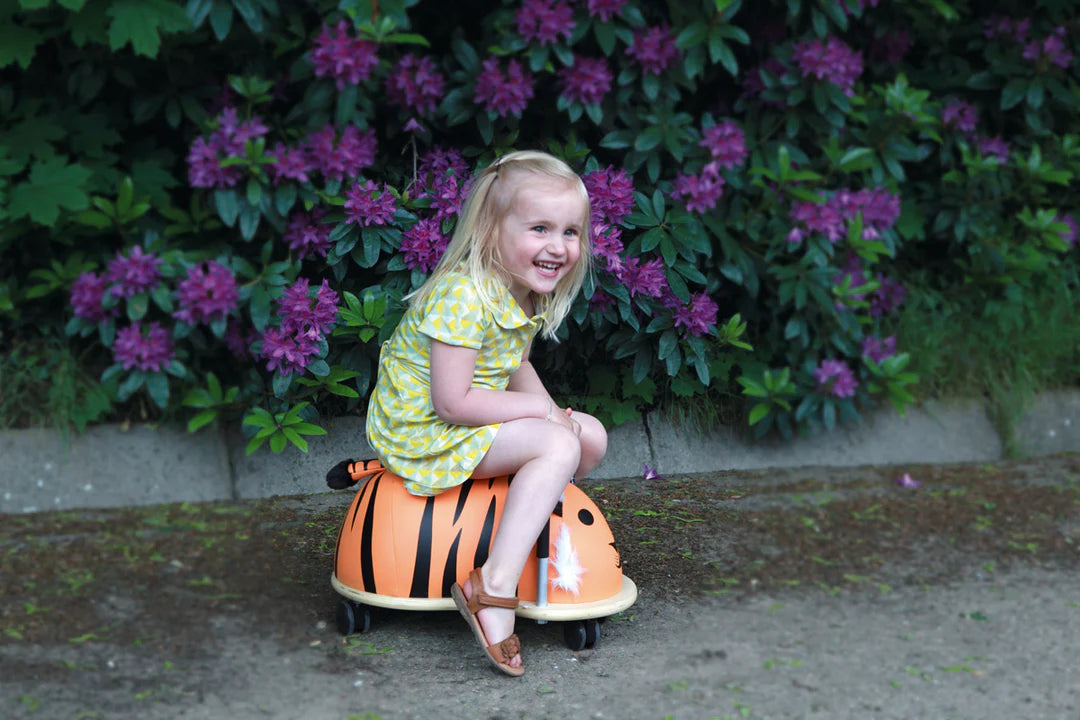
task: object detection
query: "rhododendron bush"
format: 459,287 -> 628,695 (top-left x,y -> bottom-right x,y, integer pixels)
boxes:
1,0 -> 1077,450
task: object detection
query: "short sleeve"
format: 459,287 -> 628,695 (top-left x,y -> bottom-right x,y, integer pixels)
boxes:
416,274 -> 488,350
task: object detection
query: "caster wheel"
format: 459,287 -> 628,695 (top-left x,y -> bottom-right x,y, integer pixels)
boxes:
336,600 -> 371,636
584,618 -> 601,649
563,621 -> 587,651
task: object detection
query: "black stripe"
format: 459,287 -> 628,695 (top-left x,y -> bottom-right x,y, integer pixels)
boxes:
553,501 -> 563,517
441,529 -> 462,598
474,496 -> 497,569
536,518 -> 550,559
452,480 -> 473,525
359,474 -> 382,593
336,474 -> 374,577
410,496 -> 436,598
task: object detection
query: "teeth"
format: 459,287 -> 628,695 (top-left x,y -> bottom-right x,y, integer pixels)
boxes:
536,262 -> 560,271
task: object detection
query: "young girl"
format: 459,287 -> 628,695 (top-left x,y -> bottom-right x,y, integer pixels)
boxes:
364,150 -> 607,676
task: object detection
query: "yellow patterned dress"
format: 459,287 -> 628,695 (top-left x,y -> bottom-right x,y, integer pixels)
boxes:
365,269 -> 543,495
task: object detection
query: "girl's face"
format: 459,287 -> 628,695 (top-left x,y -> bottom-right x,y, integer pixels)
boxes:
495,175 -> 586,312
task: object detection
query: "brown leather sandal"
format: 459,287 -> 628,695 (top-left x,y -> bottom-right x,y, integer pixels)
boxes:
450,567 -> 524,677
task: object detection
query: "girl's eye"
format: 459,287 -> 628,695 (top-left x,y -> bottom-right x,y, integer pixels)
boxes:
532,225 -> 546,233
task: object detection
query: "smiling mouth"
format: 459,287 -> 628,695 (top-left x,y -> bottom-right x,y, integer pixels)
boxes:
535,261 -> 561,272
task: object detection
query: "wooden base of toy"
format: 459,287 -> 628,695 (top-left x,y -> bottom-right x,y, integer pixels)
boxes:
331,572 -> 637,621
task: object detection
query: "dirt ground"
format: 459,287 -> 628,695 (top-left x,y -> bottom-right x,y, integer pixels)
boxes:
2,455 -> 1079,720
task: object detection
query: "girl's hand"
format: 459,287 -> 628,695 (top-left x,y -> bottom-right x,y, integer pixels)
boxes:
549,403 -> 581,436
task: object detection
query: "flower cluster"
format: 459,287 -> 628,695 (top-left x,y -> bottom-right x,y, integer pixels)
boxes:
558,55 -> 612,106
861,334 -> 897,363
1058,214 -> 1078,248
671,167 -> 725,214
787,187 -> 900,245
672,292 -> 719,337
585,0 -> 626,22
310,21 -> 379,90
173,260 -> 239,326
516,0 -> 575,46
113,322 -> 174,373
284,209 -> 333,260
70,272 -> 112,322
400,218 -> 449,273
813,359 -> 858,398
700,120 -> 748,169
584,166 -> 635,226
187,107 -> 269,189
978,136 -> 1010,163
260,278 -> 339,376
618,256 -> 667,299
385,54 -> 446,116
942,98 -> 978,134
345,180 -> 398,227
983,16 -> 1032,43
302,125 -> 378,183
474,57 -> 535,117
791,35 -> 864,96
870,274 -> 906,317
107,245 -> 162,298
1022,27 -> 1074,69
625,26 -> 680,76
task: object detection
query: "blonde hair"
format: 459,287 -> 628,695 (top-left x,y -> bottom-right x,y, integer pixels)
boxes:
407,150 -> 592,341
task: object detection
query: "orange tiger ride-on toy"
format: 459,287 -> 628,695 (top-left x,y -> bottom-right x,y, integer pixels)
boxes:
325,459 -> 638,651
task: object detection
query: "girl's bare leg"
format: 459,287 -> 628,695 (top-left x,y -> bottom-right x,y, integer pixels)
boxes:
569,410 -> 607,478
463,418 -> 581,669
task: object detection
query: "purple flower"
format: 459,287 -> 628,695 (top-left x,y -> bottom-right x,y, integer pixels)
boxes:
70,272 -> 111,323
186,136 -> 242,189
790,198 -> 846,243
586,0 -> 626,21
591,224 -> 625,272
618,256 -> 667,299
310,21 -> 379,90
589,289 -> 616,314
302,125 -> 378,182
833,187 -> 901,237
861,334 -> 897,363
1057,214 -> 1077,248
516,0 -> 575,46
740,57 -> 787,108
400,217 -> 449,273
700,120 -> 748,169
278,277 -> 340,341
173,260 -> 239,326
107,245 -> 162,298
113,322 -> 174,373
670,165 -> 725,213
558,55 -> 612,106
344,180 -> 397,227
792,35 -> 863,96
983,16 -> 1031,43
385,53 -> 446,115
943,98 -> 978,134
260,326 -> 318,376
870,274 -> 906,317
673,293 -> 719,337
583,166 -> 635,225
474,57 -> 535,117
625,26 -> 680,76
266,143 -> 313,185
894,473 -> 921,489
642,463 -> 666,481
978,135 -> 1010,163
284,208 -> 332,260
813,359 -> 858,398
428,174 -> 467,221
1023,27 -> 1073,69
833,253 -> 870,309
416,147 -> 469,192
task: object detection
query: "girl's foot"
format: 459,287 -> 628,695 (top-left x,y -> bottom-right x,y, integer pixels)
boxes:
456,569 -> 523,673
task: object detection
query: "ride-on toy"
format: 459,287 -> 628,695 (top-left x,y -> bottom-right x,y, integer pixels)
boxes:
326,459 -> 637,650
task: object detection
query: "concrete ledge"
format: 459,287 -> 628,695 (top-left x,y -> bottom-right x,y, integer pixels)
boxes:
0,424 -> 231,514
1,391 -> 1076,514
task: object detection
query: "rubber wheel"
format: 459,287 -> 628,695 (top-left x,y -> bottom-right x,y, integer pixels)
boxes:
336,600 -> 371,636
584,618 -> 601,649
563,621 -> 587,651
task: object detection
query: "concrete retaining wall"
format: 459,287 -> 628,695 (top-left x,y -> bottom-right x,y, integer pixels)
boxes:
2,390 -> 1077,514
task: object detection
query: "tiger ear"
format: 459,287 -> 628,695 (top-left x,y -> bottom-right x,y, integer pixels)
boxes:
325,459 -> 358,489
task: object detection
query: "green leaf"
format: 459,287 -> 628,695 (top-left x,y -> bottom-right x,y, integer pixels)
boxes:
106,0 -> 193,58
748,402 -> 770,425
187,409 -> 218,433
7,158 -> 92,225
0,21 -> 43,70
1001,78 -> 1026,111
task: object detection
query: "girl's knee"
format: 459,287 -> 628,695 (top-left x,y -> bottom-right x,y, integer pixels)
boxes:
575,412 -> 607,457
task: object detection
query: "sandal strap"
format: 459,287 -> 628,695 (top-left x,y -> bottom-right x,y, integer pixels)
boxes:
466,568 -> 520,612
